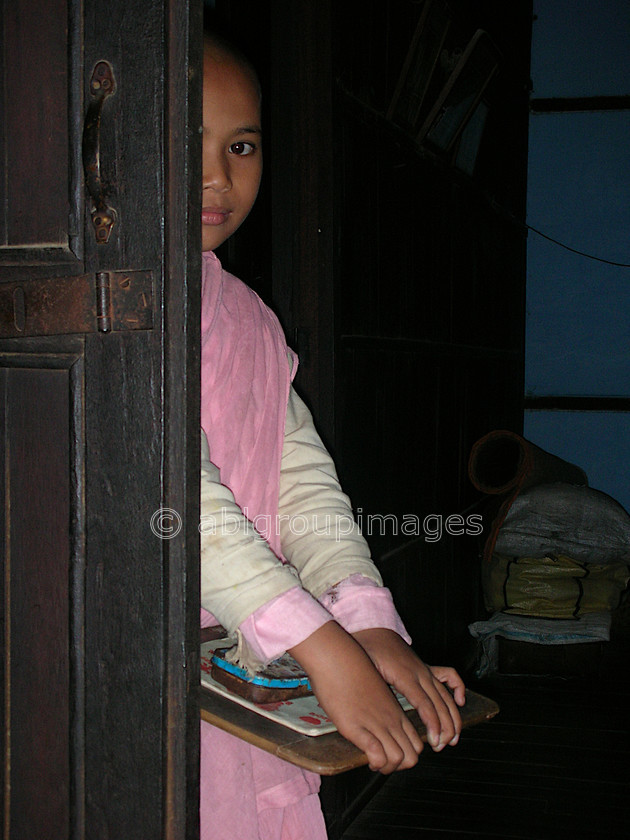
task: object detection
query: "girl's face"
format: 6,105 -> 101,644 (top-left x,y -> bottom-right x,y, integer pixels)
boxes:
202,47 -> 262,252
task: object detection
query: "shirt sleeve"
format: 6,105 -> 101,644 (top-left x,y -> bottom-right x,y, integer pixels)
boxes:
239,575 -> 411,666
247,387 -> 411,657
201,384 -> 411,672
277,387 -> 384,596
199,430 -> 302,632
237,587 -> 333,664
321,574 -> 412,642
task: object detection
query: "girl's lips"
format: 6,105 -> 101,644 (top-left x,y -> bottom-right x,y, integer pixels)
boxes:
202,207 -> 230,226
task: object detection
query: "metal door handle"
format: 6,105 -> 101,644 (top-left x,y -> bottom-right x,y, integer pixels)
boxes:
82,61 -> 118,244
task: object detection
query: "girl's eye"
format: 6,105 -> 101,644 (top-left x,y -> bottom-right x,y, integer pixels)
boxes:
229,141 -> 256,156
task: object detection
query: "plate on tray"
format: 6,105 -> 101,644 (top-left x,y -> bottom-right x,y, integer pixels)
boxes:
201,638 -> 413,737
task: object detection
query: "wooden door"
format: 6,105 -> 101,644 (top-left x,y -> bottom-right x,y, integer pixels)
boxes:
0,1 -> 201,838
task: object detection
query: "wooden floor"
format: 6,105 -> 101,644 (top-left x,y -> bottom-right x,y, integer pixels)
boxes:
341,643 -> 630,840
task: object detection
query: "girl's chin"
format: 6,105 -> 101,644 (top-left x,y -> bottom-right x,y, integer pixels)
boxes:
202,230 -> 230,252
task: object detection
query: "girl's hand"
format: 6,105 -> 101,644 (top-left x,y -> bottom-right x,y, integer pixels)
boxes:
289,621 -> 424,773
352,628 -> 466,752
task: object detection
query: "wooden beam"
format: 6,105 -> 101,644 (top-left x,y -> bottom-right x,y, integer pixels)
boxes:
530,95 -> 630,113
524,396 -> 630,412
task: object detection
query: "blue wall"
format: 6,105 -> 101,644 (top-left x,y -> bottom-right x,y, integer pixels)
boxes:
524,0 -> 630,510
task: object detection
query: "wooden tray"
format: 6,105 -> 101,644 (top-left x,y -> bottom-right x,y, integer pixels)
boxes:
199,683 -> 499,775
198,631 -> 499,775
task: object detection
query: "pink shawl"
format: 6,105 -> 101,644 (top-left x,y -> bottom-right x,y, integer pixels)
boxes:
198,253 -> 323,840
200,250 -> 296,559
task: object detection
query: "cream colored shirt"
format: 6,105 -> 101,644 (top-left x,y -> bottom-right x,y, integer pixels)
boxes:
200,386 -> 383,630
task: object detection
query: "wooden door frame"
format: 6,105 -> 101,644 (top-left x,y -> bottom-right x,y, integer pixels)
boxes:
0,1 -> 203,837
162,2 -> 203,835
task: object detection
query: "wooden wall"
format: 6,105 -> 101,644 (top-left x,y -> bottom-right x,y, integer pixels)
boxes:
212,0 -> 531,665
263,0 -> 531,664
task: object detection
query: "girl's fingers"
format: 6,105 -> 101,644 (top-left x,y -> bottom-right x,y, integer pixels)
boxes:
433,682 -> 463,746
402,715 -> 425,757
404,671 -> 461,750
349,727 -> 388,772
374,726 -> 419,773
340,712 -> 423,774
431,665 -> 467,706
423,669 -> 465,747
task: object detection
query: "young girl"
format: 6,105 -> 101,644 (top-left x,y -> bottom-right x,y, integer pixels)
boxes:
199,34 -> 466,840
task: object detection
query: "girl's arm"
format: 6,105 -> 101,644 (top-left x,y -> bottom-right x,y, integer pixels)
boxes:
289,620 -> 425,774
199,430 -> 302,630
277,387 -> 383,596
320,576 -> 465,748
200,429 -> 343,680
278,388 -> 465,754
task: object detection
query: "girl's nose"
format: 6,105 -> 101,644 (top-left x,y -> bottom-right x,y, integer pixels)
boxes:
203,155 -> 232,192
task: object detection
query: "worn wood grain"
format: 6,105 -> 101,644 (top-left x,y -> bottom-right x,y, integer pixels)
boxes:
1,1 -> 199,838
199,687 -> 499,776
1,366 -> 71,839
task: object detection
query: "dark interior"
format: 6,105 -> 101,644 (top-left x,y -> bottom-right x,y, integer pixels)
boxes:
209,2 -> 630,837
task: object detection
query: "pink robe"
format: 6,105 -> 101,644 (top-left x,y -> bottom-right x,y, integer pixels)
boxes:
199,251 -> 326,840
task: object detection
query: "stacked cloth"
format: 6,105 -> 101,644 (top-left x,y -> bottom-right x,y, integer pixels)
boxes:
467,431 -> 630,676
468,611 -> 612,678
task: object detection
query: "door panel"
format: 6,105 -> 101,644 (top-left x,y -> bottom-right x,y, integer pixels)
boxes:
1,1 -> 72,250
1,0 -> 201,837
1,360 -> 76,840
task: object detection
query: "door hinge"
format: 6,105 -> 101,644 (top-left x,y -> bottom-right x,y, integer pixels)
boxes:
0,270 -> 153,338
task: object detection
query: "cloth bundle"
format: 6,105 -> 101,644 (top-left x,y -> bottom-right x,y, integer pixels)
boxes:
495,482 -> 630,565
468,429 -> 588,566
468,611 -> 612,677
467,431 -> 630,673
483,552 -> 629,619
